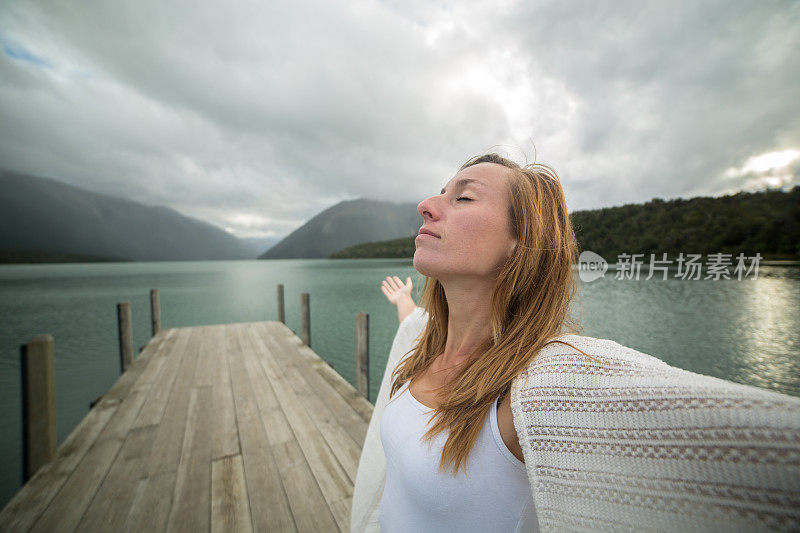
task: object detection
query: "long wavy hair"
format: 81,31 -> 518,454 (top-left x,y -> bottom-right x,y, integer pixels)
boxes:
389,152 -> 600,476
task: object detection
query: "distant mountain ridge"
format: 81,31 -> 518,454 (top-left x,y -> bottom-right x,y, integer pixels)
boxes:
0,169 -> 255,261
259,198 -> 421,259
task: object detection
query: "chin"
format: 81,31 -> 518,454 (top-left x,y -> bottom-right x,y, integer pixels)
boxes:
412,252 -> 434,278
413,252 -> 445,279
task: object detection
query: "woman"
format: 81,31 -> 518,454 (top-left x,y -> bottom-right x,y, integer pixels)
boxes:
351,153 -> 800,532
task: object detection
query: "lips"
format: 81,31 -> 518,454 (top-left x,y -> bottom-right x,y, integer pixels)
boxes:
417,227 -> 440,238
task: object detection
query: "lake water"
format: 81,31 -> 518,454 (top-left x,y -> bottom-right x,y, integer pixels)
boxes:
1,258 -> 799,508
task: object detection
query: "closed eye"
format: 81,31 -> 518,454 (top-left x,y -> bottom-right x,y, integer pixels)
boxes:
456,197 -> 473,202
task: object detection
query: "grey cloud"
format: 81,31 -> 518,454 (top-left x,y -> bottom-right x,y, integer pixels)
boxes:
0,0 -> 797,237
504,0 -> 800,208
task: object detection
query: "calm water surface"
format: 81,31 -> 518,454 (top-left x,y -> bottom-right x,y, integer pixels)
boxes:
0,258 -> 798,508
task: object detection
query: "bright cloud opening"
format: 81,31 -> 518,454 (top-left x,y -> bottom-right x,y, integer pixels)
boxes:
739,149 -> 800,174
723,148 -> 800,192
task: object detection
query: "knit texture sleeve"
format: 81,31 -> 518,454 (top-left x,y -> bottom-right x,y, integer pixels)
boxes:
510,334 -> 800,532
350,306 -> 428,533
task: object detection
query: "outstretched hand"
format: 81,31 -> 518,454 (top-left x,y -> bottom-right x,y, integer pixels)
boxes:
381,276 -> 413,305
381,275 -> 417,325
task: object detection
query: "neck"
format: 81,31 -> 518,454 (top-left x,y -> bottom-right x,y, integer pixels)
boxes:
438,276 -> 495,370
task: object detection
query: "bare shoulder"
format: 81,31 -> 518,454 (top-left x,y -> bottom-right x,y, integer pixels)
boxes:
496,390 -> 524,464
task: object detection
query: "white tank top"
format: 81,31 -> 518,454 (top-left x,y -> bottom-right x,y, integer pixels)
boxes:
379,381 -> 540,532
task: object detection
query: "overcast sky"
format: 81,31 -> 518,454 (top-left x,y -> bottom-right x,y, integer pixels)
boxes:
1,0 -> 798,239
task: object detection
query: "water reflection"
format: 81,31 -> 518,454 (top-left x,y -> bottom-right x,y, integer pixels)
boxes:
737,271 -> 800,394
574,264 -> 800,397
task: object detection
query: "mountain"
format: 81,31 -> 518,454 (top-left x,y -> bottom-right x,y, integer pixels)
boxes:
0,169 -> 255,261
259,198 -> 420,259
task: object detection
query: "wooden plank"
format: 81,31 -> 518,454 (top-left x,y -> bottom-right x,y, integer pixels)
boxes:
251,326 -> 363,480
211,454 -> 253,533
286,432 -> 352,532
262,322 -> 367,442
255,325 -> 360,480
314,361 -> 374,423
96,329 -> 179,445
195,325 -> 216,387
94,389 -> 149,445
133,327 -> 191,429
129,327 -> 179,391
0,395 -> 119,531
212,382 -> 240,460
75,425 -> 157,531
100,327 -> 168,406
236,326 -> 297,447
2,321 -> 368,532
330,497 -> 352,533
211,324 -> 230,386
137,327 -> 176,361
227,324 -> 295,532
121,424 -> 159,461
167,385 -> 213,532
241,324 -> 351,525
270,322 -> 373,423
145,327 -> 201,476
273,439 -> 339,532
29,327 -> 171,532
30,437 -> 123,532
125,471 -> 176,532
242,326 -> 317,438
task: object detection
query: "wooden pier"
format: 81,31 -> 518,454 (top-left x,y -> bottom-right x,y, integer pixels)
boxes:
0,321 -> 374,532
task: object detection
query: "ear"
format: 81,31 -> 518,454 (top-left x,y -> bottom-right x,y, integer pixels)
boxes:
507,239 -> 517,259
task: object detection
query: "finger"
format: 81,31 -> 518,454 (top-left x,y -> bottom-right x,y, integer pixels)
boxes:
406,276 -> 412,288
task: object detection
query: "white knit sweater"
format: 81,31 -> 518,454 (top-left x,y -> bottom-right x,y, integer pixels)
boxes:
351,307 -> 800,532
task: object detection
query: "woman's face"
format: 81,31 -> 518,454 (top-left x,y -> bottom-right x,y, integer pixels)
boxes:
414,162 -> 517,280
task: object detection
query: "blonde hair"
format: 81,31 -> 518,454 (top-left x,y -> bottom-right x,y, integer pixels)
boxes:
389,153 -> 600,475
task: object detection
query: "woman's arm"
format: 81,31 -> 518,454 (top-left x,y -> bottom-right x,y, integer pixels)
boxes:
380,275 -> 416,324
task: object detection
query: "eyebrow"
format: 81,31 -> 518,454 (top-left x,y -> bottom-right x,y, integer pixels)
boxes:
440,178 -> 484,195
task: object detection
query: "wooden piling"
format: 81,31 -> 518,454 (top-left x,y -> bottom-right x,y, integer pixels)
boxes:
356,312 -> 369,400
277,284 -> 285,324
117,301 -> 133,373
301,293 -> 310,347
150,288 -> 161,337
20,334 -> 56,481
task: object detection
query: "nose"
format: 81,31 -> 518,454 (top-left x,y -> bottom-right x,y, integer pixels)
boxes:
417,195 -> 439,220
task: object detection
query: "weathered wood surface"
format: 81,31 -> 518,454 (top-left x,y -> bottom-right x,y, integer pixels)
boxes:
0,321 -> 374,532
